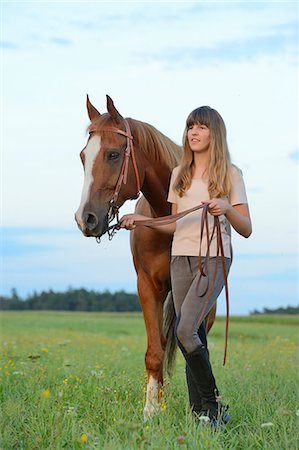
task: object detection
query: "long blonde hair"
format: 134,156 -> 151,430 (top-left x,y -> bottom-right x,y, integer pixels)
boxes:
174,106 -> 232,198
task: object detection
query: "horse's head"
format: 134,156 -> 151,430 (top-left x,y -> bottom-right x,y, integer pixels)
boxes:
75,95 -> 143,238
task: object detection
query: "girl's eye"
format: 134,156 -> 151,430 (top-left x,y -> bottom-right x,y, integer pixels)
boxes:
107,151 -> 120,161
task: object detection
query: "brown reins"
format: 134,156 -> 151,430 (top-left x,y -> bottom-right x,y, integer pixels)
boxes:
133,203 -> 230,366
94,119 -> 230,365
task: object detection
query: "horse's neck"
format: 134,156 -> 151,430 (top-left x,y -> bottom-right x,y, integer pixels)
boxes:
141,160 -> 172,217
132,120 -> 179,217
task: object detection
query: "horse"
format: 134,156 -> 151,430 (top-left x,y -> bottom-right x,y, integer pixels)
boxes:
75,95 -> 217,419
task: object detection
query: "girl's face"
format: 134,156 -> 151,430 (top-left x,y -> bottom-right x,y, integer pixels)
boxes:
187,123 -> 210,153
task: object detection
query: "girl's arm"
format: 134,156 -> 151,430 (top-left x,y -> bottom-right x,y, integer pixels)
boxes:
203,198 -> 252,238
119,203 -> 177,235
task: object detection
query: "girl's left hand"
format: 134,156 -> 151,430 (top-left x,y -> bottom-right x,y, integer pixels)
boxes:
202,197 -> 231,216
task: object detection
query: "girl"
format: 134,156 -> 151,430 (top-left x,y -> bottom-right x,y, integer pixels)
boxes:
120,106 -> 252,427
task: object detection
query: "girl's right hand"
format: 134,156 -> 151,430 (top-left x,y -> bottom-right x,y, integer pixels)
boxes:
119,214 -> 148,230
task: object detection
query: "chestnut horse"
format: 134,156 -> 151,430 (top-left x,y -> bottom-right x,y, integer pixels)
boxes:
75,95 -> 216,419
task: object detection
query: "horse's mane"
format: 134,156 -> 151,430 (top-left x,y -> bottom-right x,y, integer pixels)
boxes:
128,118 -> 182,170
88,114 -> 182,170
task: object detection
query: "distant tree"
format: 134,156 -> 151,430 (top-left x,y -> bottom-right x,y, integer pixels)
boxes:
11,288 -> 19,300
0,288 -> 24,310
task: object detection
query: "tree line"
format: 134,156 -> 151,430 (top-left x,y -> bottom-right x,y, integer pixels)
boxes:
0,288 -> 141,312
1,288 -> 298,314
250,305 -> 299,315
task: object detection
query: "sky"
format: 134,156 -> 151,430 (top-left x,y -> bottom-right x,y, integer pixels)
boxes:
1,0 -> 298,315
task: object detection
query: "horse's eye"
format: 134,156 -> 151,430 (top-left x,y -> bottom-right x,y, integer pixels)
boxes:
107,151 -> 120,161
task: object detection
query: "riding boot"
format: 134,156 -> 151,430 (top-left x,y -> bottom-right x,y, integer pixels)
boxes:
184,344 -> 229,427
186,363 -> 202,413
185,323 -> 208,413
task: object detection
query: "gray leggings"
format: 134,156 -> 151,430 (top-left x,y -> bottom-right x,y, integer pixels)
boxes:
171,256 -> 231,354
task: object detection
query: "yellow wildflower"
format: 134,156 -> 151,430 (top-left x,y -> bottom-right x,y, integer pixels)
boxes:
42,389 -> 50,398
41,348 -> 49,353
80,434 -> 88,443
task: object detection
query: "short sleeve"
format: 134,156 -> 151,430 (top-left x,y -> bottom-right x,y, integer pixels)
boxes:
167,166 -> 179,204
229,166 -> 248,205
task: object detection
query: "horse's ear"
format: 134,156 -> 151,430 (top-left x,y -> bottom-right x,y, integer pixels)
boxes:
86,95 -> 101,121
106,95 -> 123,122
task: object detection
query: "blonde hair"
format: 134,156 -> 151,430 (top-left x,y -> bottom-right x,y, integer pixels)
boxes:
174,106 -> 232,198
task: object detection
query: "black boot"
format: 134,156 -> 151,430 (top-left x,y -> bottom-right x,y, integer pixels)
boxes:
184,344 -> 230,428
186,363 -> 202,413
185,323 -> 208,413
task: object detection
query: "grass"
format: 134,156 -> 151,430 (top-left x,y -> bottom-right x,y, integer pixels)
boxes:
0,312 -> 298,449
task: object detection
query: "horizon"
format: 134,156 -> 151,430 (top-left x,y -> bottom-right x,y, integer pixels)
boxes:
2,284 -> 298,317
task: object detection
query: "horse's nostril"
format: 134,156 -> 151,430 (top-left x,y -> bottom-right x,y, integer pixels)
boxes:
85,212 -> 98,230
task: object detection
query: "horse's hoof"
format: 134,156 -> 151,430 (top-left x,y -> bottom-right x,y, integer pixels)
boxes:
143,403 -> 160,421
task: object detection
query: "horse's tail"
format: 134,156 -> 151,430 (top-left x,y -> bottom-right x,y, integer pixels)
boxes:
163,290 -> 177,377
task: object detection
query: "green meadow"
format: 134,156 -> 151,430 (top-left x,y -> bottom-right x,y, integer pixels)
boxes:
0,312 -> 298,449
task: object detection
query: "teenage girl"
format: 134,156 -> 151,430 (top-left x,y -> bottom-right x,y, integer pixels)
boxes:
120,106 -> 252,427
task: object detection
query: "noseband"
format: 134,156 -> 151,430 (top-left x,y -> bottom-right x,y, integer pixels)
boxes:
89,118 -> 140,241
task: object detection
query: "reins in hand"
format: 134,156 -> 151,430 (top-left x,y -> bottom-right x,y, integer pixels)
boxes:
109,203 -> 230,366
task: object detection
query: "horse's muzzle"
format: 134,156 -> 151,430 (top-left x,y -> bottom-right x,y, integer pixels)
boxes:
75,210 -> 108,238
84,212 -> 98,230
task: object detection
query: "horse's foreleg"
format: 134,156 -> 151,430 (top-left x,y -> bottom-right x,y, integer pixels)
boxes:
137,271 -> 167,420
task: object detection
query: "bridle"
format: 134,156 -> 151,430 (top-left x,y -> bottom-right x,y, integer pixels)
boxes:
88,118 -> 141,241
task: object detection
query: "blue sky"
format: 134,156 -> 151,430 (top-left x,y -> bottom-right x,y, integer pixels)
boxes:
1,1 -> 298,314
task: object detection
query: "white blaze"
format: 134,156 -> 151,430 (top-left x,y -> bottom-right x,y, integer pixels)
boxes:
75,135 -> 101,227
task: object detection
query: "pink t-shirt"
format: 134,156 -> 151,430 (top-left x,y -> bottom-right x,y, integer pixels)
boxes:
167,165 -> 248,257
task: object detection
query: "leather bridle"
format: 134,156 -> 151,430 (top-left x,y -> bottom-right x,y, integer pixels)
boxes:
89,118 -> 141,241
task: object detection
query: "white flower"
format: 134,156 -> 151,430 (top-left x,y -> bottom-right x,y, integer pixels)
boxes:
198,415 -> 210,423
90,369 -> 103,379
261,422 -> 274,428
